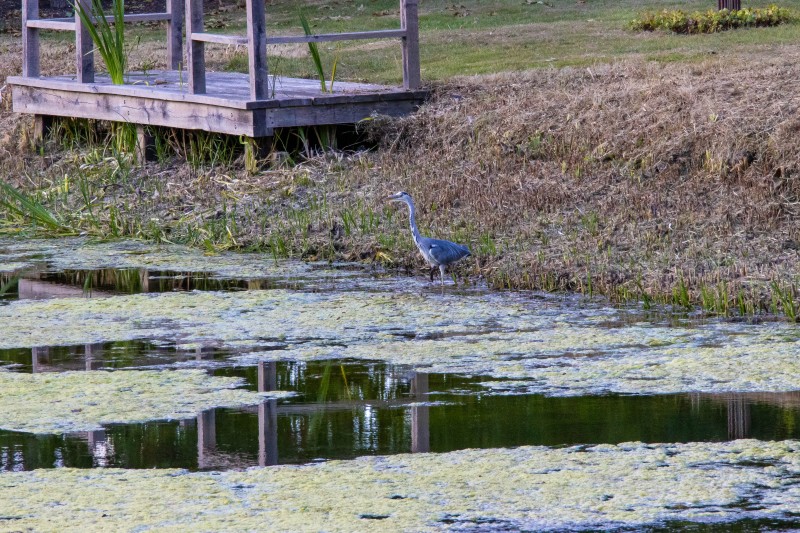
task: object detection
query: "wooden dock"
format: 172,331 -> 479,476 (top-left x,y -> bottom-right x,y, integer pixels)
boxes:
10,0 -> 426,144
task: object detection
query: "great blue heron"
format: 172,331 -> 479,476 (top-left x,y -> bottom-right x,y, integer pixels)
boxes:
386,191 -> 471,285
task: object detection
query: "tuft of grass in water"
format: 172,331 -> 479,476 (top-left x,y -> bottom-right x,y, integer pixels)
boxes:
73,0 -> 127,84
771,281 -> 798,321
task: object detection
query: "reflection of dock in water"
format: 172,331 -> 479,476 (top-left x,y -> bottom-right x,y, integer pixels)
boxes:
696,391 -> 800,440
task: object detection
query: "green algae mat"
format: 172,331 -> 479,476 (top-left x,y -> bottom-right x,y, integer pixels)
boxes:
0,369 -> 290,434
1,440 -> 800,531
2,287 -> 800,395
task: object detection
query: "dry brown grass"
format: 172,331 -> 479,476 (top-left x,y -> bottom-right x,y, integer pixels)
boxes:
3,41 -> 800,313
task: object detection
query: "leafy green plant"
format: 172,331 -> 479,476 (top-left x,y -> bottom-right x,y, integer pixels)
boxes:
73,0 -> 127,84
630,5 -> 794,34
299,11 -> 338,93
0,181 -> 72,233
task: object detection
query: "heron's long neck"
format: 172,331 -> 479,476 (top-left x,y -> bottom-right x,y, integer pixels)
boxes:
404,199 -> 422,244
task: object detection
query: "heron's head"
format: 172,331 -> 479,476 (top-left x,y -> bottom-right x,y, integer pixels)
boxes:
386,191 -> 412,203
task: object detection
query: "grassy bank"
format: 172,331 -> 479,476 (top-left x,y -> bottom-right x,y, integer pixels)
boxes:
3,1 -> 800,316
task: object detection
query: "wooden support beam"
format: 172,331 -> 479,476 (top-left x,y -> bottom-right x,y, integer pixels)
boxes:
400,0 -> 421,90
186,0 -> 205,94
33,114 -> 53,147
190,32 -> 247,46
166,0 -> 185,70
246,0 -> 268,100
135,125 -> 156,163
22,0 -> 40,78
75,0 -> 94,83
266,29 -> 406,45
26,19 -> 76,31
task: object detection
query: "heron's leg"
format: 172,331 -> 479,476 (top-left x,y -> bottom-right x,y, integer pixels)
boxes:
430,267 -> 435,283
440,265 -> 446,286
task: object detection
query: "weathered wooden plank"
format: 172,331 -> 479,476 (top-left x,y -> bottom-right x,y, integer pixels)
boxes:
246,0 -> 268,100
12,85 -> 258,136
8,75 -> 254,109
22,0 -> 41,77
190,32 -> 247,46
400,0 -> 420,90
186,0 -> 205,94
122,12 -> 172,22
26,19 -> 75,31
74,0 -> 94,83
266,29 -> 405,45
166,0 -> 184,70
263,99 -> 420,129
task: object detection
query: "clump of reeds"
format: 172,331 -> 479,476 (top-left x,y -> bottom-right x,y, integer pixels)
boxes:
73,0 -> 127,84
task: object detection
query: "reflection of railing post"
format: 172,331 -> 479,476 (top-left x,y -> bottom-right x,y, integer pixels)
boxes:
87,429 -> 108,466
410,372 -> 429,453
31,346 -> 48,373
258,361 -> 279,466
727,395 -> 751,440
197,409 -> 216,469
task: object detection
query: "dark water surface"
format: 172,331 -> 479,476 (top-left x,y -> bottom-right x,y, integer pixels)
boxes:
2,357 -> 800,472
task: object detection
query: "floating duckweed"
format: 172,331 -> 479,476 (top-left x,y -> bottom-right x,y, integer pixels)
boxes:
0,237 -> 321,279
0,440 -> 799,530
3,288 -> 800,395
0,369 -> 290,434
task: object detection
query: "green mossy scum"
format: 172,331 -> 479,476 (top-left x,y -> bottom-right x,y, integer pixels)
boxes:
0,237 -> 319,279
0,369 -> 290,434
2,287 -> 800,395
1,440 -> 799,530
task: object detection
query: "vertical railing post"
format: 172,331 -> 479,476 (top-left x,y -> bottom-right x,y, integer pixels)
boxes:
246,0 -> 268,100
22,0 -> 41,77
166,0 -> 185,70
186,0 -> 205,93
75,0 -> 95,83
400,0 -> 420,90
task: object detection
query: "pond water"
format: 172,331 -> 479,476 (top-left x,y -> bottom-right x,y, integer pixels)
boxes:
2,237 -> 800,530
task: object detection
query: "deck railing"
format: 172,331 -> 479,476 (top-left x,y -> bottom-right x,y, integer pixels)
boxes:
21,0 -> 184,81
186,0 -> 421,98
20,0 -> 421,98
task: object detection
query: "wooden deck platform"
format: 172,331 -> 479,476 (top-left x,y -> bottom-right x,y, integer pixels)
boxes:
10,71 -> 427,138
12,0 -> 424,143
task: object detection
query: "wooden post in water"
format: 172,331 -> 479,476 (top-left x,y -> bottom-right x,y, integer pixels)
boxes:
22,0 -> 40,77
400,0 -> 421,90
186,0 -> 206,94
75,0 -> 95,83
166,0 -> 185,70
246,0 -> 268,100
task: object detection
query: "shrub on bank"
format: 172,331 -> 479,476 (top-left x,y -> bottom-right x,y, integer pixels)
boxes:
630,5 -> 794,34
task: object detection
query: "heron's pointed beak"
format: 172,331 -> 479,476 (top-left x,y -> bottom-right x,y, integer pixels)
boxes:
385,193 -> 403,203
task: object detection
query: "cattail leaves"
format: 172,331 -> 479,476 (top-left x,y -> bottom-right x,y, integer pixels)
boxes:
73,0 -> 127,85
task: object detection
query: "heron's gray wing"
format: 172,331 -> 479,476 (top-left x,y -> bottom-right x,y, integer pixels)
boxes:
426,238 -> 471,265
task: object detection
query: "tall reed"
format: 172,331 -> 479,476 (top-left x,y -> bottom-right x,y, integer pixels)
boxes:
73,0 -> 127,84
